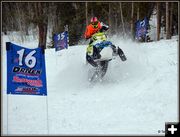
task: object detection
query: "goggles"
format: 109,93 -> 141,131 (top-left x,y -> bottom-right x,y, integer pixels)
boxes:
91,21 -> 98,28
91,21 -> 98,25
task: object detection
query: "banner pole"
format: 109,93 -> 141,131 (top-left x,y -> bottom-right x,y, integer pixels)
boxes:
7,94 -> 9,135
56,52 -> 58,67
45,96 -> 49,135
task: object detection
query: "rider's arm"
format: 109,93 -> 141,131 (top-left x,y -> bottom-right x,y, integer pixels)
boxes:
84,28 -> 91,39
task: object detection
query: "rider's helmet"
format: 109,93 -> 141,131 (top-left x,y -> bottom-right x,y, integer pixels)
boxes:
90,17 -> 99,28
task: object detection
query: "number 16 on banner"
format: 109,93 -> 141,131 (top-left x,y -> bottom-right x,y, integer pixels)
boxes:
17,49 -> 36,68
6,42 -> 47,96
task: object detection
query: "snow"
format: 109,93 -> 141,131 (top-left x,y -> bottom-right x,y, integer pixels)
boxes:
1,33 -> 178,135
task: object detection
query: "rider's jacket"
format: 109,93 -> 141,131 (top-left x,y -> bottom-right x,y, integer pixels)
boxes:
84,22 -> 109,39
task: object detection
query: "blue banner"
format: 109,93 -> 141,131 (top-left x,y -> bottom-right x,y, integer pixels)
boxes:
6,42 -> 47,96
53,31 -> 69,51
135,17 -> 149,40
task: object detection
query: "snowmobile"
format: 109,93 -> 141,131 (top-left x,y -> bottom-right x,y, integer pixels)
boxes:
87,31 -> 127,82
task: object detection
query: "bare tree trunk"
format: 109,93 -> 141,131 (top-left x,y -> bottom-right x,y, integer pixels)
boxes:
157,2 -> 160,41
166,2 -> 170,39
85,2 -> 88,26
108,3 -> 112,35
91,7 -> 94,17
119,2 -> 125,37
131,2 -> 134,39
114,13 -> 118,34
35,2 -> 48,49
38,23 -> 47,49
137,6 -> 139,20
169,2 -> 173,37
16,3 -> 26,42
16,3 -> 22,31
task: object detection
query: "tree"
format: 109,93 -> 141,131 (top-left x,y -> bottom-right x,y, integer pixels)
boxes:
157,2 -> 160,41
166,2 -> 170,39
131,2 -> 134,39
137,5 -> 139,20
2,1 -> 178,44
169,2 -> 173,36
119,2 -> 125,37
85,2 -> 88,26
108,3 -> 112,35
33,3 -> 49,49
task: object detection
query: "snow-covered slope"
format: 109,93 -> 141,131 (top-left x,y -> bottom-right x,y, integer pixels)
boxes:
2,34 -> 178,135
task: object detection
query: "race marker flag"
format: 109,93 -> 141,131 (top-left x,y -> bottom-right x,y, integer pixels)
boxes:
6,42 -> 47,96
53,31 -> 69,51
135,17 -> 149,40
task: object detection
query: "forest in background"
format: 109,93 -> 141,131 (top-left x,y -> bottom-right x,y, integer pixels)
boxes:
2,2 -> 179,48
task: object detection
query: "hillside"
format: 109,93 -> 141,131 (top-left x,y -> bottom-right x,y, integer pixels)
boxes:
2,34 -> 178,135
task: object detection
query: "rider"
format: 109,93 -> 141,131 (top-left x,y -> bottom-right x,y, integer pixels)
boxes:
84,17 -> 108,39
84,17 -> 126,67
